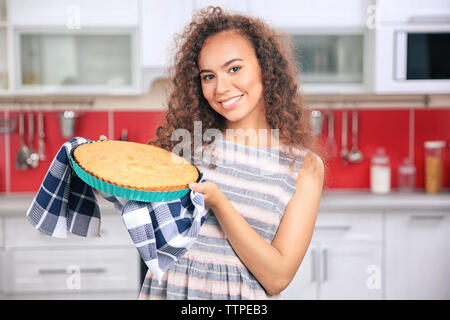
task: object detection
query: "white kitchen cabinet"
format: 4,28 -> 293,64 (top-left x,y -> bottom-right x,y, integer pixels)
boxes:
291,31 -> 372,94
1,212 -> 141,299
376,0 -> 450,24
282,242 -> 319,300
0,249 -> 4,299
385,210 -> 450,299
140,0 -> 194,90
0,216 -> 3,247
319,241 -> 382,299
0,27 -> 7,92
194,0 -> 249,13
4,215 -> 133,248
249,0 -> 372,29
247,0 -> 374,94
14,28 -> 141,95
3,291 -> 139,300
283,211 -> 383,300
3,248 -> 140,294
0,218 -> 4,298
0,217 -> 4,297
9,0 -> 139,27
141,0 -> 194,69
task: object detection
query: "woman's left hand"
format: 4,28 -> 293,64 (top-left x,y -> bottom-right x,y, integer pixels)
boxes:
189,181 -> 224,209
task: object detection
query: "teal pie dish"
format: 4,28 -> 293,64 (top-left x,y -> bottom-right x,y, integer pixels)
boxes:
68,140 -> 202,202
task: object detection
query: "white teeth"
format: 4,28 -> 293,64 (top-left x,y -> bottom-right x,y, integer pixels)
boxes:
222,95 -> 241,107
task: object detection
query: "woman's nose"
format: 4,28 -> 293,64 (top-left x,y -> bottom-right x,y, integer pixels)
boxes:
215,75 -> 231,95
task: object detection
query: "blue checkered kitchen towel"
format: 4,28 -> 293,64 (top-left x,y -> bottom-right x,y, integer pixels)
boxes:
26,137 -> 212,283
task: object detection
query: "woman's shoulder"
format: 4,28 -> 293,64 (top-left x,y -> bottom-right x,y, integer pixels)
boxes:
299,151 -> 325,179
278,145 -> 324,184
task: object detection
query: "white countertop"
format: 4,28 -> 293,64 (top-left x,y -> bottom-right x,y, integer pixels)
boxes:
0,190 -> 449,216
319,189 -> 450,211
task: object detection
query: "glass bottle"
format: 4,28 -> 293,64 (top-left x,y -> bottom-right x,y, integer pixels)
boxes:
370,147 -> 391,194
398,158 -> 416,192
424,140 -> 445,194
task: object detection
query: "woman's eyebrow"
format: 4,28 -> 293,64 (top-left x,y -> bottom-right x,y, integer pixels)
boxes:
199,58 -> 244,74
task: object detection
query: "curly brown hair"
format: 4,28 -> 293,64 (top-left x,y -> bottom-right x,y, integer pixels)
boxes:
148,6 -> 326,173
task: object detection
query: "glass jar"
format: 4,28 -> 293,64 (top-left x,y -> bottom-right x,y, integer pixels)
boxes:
424,140 -> 445,194
398,158 -> 416,192
370,147 -> 391,194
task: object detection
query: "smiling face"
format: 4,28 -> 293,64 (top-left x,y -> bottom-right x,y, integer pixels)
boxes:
198,30 -> 268,133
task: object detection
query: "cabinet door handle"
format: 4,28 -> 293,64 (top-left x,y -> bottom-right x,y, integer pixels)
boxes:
316,225 -> 351,231
410,215 -> 444,220
38,268 -> 107,275
322,247 -> 328,282
311,248 -> 316,283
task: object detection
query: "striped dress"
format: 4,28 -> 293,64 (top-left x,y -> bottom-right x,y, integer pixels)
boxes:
138,133 -> 308,300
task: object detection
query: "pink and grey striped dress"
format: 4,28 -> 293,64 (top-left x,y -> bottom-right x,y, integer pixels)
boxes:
138,133 -> 307,300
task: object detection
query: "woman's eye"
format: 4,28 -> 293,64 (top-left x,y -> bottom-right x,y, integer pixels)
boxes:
202,74 -> 214,81
229,66 -> 241,73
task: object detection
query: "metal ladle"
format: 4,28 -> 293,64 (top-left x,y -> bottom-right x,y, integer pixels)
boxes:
15,112 -> 30,170
340,109 -> 349,163
347,110 -> 363,163
325,108 -> 338,159
26,112 -> 40,168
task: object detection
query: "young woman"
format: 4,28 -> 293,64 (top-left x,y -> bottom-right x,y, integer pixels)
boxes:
106,6 -> 325,299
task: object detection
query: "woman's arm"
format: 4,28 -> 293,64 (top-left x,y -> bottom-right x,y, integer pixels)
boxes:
191,152 -> 324,296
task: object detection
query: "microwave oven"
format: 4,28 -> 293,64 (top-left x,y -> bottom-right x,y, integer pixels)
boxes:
374,23 -> 450,94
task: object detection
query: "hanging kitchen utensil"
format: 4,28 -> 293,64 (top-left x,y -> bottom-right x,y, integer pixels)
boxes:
340,108 -> 349,164
26,112 -> 40,168
38,111 -> 46,161
15,112 -> 30,170
120,128 -> 128,141
324,108 -> 338,159
58,110 -> 77,138
347,109 -> 364,163
310,110 -> 324,136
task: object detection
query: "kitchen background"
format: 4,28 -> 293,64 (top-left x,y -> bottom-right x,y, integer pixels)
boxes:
0,0 -> 449,300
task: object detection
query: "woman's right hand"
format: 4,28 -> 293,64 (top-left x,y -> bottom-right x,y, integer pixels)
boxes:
99,135 -> 108,141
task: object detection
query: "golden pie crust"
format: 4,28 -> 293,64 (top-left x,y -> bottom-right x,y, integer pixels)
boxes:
73,140 -> 198,191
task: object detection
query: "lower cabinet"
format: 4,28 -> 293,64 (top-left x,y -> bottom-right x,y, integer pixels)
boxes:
281,241 -> 319,300
0,249 -> 4,299
3,248 -> 140,295
385,210 -> 450,299
0,213 -> 141,300
282,211 -> 383,300
318,241 -> 382,299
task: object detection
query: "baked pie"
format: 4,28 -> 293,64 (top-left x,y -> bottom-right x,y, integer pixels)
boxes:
72,140 -> 199,192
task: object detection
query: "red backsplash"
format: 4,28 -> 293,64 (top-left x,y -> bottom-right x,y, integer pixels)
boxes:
1,108 -> 449,193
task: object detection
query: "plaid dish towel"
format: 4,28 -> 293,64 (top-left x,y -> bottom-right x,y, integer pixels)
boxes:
26,137 -> 212,283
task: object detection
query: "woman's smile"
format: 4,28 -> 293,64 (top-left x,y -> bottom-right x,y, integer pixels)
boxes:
219,94 -> 245,110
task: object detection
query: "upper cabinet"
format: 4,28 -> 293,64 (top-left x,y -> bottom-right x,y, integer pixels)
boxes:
249,0 -> 370,29
140,0 -> 249,91
0,0 -> 9,94
289,30 -> 371,94
248,0 -> 373,94
15,29 -> 139,95
140,0 -> 194,91
9,0 -> 139,27
376,0 -> 450,24
5,0 -> 141,95
2,0 -> 449,96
